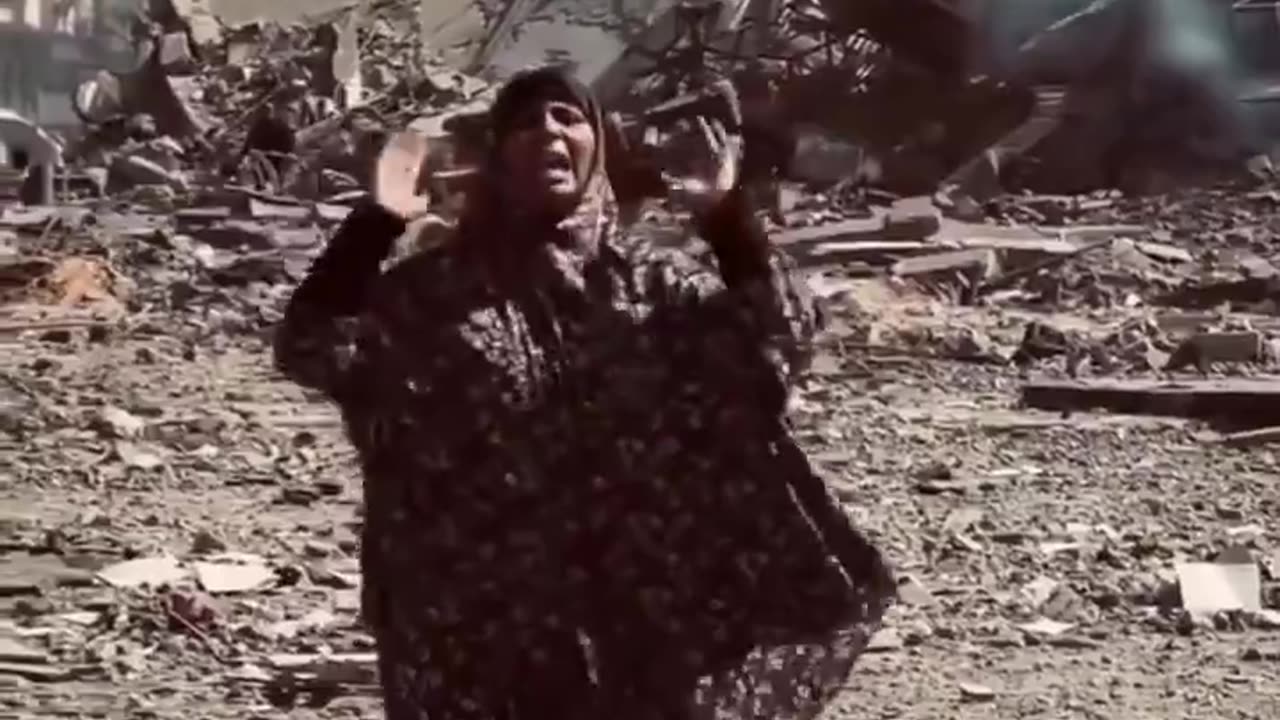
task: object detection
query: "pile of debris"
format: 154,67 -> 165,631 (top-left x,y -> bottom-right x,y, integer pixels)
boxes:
8,0 -> 1273,211
63,0 -> 501,206
6,4 -> 1280,716
1,0 -> 1278,421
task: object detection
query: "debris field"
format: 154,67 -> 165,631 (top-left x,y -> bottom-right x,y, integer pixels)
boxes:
3,1 -> 1280,718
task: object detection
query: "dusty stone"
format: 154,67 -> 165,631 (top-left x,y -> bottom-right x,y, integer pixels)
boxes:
97,556 -> 187,589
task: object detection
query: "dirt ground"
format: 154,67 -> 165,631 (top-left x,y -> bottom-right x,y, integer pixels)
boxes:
3,206 -> 1280,720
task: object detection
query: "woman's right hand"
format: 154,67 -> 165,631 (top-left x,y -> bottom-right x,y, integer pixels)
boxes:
374,130 -> 432,221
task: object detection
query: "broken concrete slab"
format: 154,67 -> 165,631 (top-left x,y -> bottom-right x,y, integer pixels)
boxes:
954,236 -> 1078,255
96,555 -> 187,589
1133,241 -> 1194,265
891,248 -> 999,279
0,636 -> 48,665
775,216 -> 939,247
1237,254 -> 1280,279
1165,331 -> 1268,371
267,651 -> 378,684
247,198 -> 312,221
1176,562 -> 1262,613
0,554 -> 94,597
193,554 -> 274,594
0,661 -> 72,682
958,681 -> 997,702
1155,311 -> 1280,337
1021,378 -> 1280,426
1157,277 -> 1280,310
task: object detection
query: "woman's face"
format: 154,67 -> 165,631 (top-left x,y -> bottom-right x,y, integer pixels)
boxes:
497,96 -> 596,216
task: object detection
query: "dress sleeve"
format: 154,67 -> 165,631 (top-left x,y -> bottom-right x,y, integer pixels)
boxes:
634,187 -> 822,388
273,200 -> 407,401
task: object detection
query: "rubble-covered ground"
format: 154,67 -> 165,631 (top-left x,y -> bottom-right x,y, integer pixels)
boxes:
3,184 -> 1280,720
4,1 -> 1280,718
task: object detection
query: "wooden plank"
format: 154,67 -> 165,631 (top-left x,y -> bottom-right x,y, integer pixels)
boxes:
1021,378 -> 1280,426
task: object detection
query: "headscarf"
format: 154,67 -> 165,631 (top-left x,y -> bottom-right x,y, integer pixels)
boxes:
458,66 -> 620,263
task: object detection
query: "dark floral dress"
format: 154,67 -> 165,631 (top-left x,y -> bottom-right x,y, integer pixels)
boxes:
275,175 -> 894,719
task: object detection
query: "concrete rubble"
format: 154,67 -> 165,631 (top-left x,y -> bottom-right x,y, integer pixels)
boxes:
4,0 -> 1280,717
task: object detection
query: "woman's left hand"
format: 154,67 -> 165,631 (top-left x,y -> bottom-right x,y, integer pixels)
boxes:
666,117 -> 741,219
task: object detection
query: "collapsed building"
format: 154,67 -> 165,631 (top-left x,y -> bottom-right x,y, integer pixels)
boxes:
2,0 -> 1279,208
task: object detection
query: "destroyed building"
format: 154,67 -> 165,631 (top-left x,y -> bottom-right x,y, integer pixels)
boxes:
4,1 -> 1280,717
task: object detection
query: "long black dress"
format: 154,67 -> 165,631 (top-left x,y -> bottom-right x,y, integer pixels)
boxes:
274,151 -> 894,720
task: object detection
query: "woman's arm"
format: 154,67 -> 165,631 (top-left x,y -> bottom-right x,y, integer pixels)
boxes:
273,200 -> 406,400
692,185 -> 772,289
629,187 -> 821,392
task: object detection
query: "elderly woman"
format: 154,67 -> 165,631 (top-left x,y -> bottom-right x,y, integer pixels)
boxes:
275,66 -> 894,720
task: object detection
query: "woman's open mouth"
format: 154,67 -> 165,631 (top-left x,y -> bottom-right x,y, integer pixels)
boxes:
538,151 -> 575,184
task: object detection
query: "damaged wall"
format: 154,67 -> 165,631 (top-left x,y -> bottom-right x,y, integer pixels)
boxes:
0,26 -> 98,128
0,0 -> 134,129
477,0 -> 680,97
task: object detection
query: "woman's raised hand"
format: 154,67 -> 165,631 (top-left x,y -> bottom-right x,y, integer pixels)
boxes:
665,116 -> 741,219
374,130 -> 432,221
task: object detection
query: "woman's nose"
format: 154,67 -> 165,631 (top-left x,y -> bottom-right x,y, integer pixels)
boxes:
535,110 -> 564,135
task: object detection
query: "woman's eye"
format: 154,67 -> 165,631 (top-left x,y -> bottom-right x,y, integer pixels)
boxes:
551,105 -> 585,126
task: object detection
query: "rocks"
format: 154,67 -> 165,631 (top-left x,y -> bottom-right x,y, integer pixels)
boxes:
2,2 -> 1280,719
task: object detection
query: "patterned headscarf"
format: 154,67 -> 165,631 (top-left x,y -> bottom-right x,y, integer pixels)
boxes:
459,66 -> 620,262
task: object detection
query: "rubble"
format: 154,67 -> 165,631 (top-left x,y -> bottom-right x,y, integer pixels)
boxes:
3,0 -> 1280,717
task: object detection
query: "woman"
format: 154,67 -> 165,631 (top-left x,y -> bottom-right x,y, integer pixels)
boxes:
275,66 -> 894,720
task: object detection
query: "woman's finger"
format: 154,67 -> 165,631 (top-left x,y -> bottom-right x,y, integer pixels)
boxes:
696,117 -> 720,155
709,119 -> 729,151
